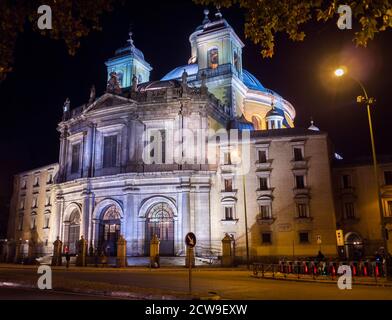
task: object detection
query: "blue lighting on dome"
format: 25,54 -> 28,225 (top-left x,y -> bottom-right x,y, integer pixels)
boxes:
161,64 -> 199,81
242,70 -> 266,91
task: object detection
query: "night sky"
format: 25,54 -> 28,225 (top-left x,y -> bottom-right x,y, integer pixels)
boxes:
0,0 -> 392,205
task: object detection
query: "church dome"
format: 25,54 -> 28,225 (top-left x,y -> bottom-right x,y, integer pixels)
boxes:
266,106 -> 284,118
161,64 -> 199,81
227,114 -> 255,131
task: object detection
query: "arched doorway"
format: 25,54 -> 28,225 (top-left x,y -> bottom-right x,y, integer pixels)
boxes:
345,232 -> 364,260
251,115 -> 262,130
145,202 -> 174,256
99,205 -> 121,256
64,209 -> 80,254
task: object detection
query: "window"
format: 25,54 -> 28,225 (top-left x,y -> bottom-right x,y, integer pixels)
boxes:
208,48 -> 219,69
224,207 -> 234,220
224,152 -> 231,165
259,205 -> 271,219
258,150 -> 267,163
103,135 -> 118,168
224,179 -> 233,192
384,171 -> 392,185
295,175 -> 305,189
33,176 -> 40,187
45,195 -> 51,207
21,179 -> 27,190
44,215 -> 50,229
47,173 -> 53,184
233,51 -> 240,73
261,233 -> 272,244
18,215 -> 24,231
297,203 -> 309,218
344,202 -> 355,219
294,147 -> 303,161
299,232 -> 309,243
342,175 -> 352,188
387,201 -> 392,217
19,199 -> 25,210
32,197 -> 38,209
71,143 -> 81,174
259,177 -> 268,190
31,216 -> 36,230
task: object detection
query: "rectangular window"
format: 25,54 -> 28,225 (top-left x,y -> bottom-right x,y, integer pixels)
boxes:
31,216 -> 36,230
259,205 -> 271,219
33,176 -> 40,187
19,199 -> 25,210
71,143 -> 81,174
387,201 -> 392,217
44,215 -> 50,229
18,215 -> 24,231
344,202 -> 355,219
224,152 -> 231,165
224,179 -> 233,192
294,147 -> 303,161
297,203 -> 309,218
32,197 -> 38,209
47,173 -> 53,184
258,150 -> 267,163
299,232 -> 309,243
295,175 -> 305,189
342,175 -> 352,188
262,233 -> 272,244
103,135 -> 118,168
21,179 -> 27,190
225,207 -> 234,220
384,171 -> 392,185
259,177 -> 268,190
45,195 -> 51,206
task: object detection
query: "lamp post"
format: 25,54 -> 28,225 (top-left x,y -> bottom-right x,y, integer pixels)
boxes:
334,68 -> 391,278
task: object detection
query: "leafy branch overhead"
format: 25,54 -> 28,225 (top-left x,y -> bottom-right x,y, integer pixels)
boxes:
0,0 -> 117,82
194,0 -> 392,57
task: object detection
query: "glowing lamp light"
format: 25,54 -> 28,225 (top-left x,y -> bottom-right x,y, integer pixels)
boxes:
334,68 -> 345,77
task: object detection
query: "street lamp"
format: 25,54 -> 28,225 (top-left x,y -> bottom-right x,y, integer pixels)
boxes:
334,67 -> 391,278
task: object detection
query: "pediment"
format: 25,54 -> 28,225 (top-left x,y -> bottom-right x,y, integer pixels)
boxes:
83,93 -> 136,114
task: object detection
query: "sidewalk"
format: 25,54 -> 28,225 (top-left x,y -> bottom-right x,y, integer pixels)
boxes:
252,272 -> 392,287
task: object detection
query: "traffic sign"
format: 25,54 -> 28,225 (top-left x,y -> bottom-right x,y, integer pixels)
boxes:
185,232 -> 196,248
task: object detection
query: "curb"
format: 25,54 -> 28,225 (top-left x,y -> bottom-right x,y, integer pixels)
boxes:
251,275 -> 392,287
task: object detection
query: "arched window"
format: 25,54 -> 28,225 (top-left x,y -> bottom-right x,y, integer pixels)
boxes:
233,51 -> 240,73
208,48 -> 219,69
64,209 -> 81,254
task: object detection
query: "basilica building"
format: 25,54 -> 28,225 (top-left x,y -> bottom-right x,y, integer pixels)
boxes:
7,10 -> 342,263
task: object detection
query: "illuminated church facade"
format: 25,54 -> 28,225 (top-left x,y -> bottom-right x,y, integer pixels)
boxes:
7,10 -> 345,263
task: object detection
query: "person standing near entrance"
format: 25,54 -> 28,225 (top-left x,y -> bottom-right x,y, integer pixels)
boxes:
65,252 -> 70,269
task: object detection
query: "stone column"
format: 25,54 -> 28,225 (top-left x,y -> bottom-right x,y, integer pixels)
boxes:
150,234 -> 160,268
221,233 -> 234,267
181,187 -> 190,254
51,237 -> 63,266
76,236 -> 87,267
116,235 -> 127,268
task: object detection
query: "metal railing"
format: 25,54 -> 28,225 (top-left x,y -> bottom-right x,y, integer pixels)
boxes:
253,260 -> 387,282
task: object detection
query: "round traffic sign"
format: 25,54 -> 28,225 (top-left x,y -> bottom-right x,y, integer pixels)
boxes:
185,232 -> 196,248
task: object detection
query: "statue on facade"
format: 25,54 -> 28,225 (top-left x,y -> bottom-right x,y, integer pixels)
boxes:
63,98 -> 70,113
106,72 -> 122,94
88,85 -> 96,104
132,74 -> 138,92
181,69 -> 188,85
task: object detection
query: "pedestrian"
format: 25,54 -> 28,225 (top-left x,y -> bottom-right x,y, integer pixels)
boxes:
65,251 -> 70,269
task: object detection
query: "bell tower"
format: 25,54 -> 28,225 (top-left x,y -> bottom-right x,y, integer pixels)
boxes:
105,31 -> 152,88
189,9 -> 245,116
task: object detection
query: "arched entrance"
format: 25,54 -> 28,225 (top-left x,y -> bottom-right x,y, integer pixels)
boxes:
345,232 -> 364,260
63,209 -> 81,254
99,205 -> 121,256
145,202 -> 174,256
